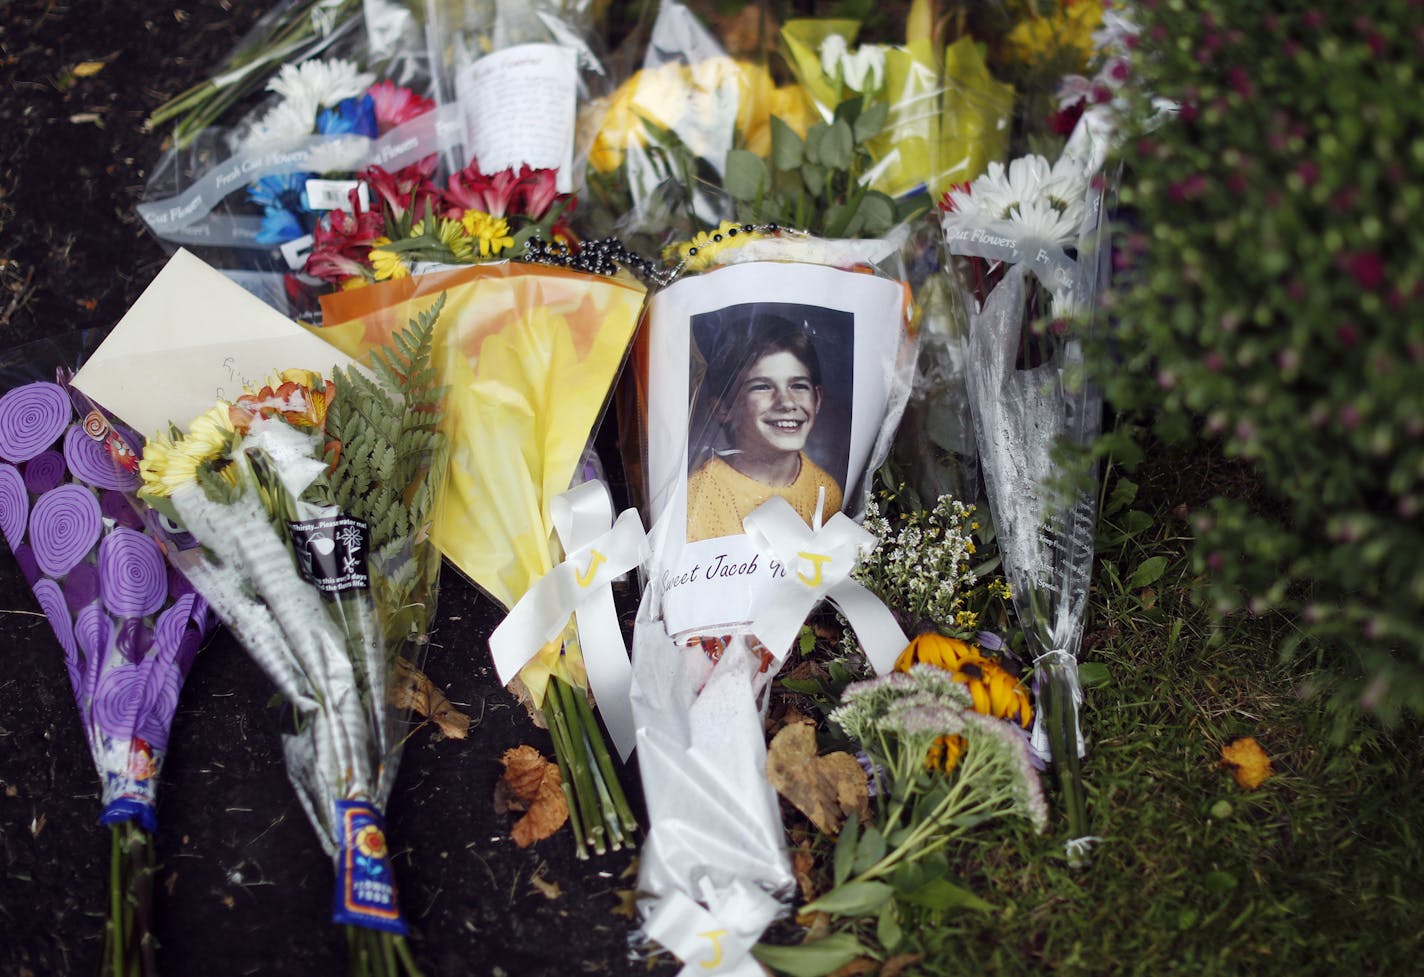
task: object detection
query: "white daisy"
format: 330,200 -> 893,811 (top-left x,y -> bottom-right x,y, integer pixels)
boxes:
241,98 -> 318,152
267,58 -> 374,112
1007,194 -> 1083,246
943,152 -> 1090,246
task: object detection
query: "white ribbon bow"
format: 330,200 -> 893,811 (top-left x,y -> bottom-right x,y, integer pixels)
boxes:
741,496 -> 907,673
643,882 -> 783,977
488,481 -> 649,759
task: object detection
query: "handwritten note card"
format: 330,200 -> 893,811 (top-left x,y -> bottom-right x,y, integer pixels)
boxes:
71,249 -> 360,438
455,43 -> 577,192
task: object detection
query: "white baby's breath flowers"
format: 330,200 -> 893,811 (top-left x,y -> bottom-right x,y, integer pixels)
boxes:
853,494 -> 981,626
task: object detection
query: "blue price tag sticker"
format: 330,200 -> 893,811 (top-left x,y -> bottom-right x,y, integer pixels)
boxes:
332,800 -> 407,934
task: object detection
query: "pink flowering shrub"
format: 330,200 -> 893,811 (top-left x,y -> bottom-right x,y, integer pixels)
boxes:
1102,0 -> 1424,719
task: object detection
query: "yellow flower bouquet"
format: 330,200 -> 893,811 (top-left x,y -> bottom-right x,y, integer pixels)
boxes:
317,259 -> 647,857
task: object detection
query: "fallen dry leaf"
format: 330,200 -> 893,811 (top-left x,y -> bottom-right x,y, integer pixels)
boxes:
829,959 -> 877,977
792,844 -> 818,903
390,658 -> 470,739
766,721 -> 869,835
498,745 -> 568,847
880,953 -> 926,977
1221,736 -> 1273,789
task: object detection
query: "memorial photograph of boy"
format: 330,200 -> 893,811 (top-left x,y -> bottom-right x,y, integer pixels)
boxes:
684,303 -> 854,542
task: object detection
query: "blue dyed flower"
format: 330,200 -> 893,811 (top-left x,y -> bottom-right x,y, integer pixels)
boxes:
248,172 -> 315,245
317,94 -> 378,139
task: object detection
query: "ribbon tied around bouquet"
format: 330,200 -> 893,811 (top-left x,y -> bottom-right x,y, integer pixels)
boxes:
741,496 -> 907,674
489,480 -> 649,759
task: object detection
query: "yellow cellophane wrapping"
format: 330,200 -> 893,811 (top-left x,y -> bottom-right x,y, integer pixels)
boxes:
316,263 -> 647,704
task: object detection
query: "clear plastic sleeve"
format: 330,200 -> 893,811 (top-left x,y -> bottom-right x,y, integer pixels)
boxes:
940,135 -> 1116,861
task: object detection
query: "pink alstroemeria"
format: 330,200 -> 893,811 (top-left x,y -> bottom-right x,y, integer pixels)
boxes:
442,161 -> 522,219
513,165 -> 563,221
306,247 -> 371,285
364,155 -> 440,227
366,79 -> 435,131
305,196 -> 385,285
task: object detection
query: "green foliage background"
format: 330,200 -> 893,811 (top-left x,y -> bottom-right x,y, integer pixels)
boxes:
1102,0 -> 1424,719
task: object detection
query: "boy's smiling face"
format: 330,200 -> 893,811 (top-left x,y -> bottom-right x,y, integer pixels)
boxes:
723,350 -> 821,466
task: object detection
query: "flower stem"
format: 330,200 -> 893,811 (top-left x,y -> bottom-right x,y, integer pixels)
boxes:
542,679 -> 591,858
1042,670 -> 1090,861
568,678 -> 638,837
550,675 -> 606,855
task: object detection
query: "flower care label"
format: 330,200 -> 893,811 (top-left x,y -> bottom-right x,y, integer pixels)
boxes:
455,43 -> 577,192
332,800 -> 407,934
286,515 -> 371,596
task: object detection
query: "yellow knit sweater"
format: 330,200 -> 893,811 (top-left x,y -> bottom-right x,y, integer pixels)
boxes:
685,453 -> 843,542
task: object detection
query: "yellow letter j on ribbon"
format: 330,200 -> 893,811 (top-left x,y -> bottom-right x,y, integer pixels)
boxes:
576,549 -> 607,588
795,551 -> 832,588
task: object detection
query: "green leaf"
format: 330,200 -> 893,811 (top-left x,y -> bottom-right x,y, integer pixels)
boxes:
852,824 -> 886,875
801,162 -> 827,197
833,812 -> 859,886
897,877 -> 994,912
1127,555 -> 1169,589
1119,509 -> 1155,538
833,95 -> 863,126
798,626 -> 817,656
753,935 -> 870,977
876,901 -> 903,952
1106,477 -> 1139,515
1203,871 -> 1238,893
1077,662 -> 1111,688
804,124 -> 827,165
853,99 -> 889,144
779,678 -> 824,695
802,880 -> 895,916
856,192 -> 896,236
820,119 -> 854,171
725,149 -> 769,202
771,116 -> 804,171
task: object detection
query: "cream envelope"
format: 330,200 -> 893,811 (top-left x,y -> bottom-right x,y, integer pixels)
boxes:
72,249 -> 360,438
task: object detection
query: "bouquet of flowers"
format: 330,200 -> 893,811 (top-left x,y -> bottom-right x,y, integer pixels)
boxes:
937,101 -> 1121,866
778,0 -> 1014,201
0,336 -> 218,977
133,304 -> 447,975
302,155 -> 576,290
625,209 -> 926,972
578,0 -> 816,245
316,257 -> 648,858
139,11 -> 453,319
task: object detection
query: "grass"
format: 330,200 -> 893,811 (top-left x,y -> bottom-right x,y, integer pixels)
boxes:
913,442 -> 1424,975
776,440 -> 1424,975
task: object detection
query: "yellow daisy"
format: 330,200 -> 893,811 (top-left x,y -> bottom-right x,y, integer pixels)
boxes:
369,238 -> 410,281
460,210 -> 514,258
